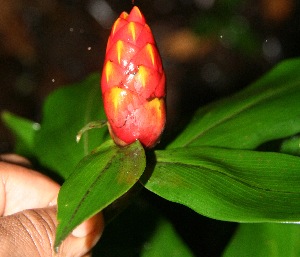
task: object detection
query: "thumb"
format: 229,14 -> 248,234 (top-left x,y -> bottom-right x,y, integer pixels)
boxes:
0,206 -> 104,257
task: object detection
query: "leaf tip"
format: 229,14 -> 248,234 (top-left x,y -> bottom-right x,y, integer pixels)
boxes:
1,110 -> 10,122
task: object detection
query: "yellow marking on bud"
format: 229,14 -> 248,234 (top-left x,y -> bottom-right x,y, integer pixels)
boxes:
112,18 -> 121,35
105,61 -> 113,83
148,98 -> 163,118
138,66 -> 147,88
133,6 -> 143,20
109,87 -> 124,110
147,44 -> 155,66
120,12 -> 128,19
128,22 -> 136,41
116,41 -> 124,65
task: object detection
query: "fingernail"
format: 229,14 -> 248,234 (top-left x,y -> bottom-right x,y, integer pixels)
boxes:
72,221 -> 91,238
48,198 -> 57,207
72,213 -> 104,238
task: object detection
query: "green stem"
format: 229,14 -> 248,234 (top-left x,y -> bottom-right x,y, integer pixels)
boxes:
76,120 -> 107,143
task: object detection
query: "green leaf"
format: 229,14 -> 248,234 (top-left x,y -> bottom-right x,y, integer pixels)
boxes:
1,111 -> 40,157
223,223 -> 300,257
281,135 -> 300,156
144,146 -> 300,222
141,219 -> 195,257
168,59 -> 300,150
34,73 -> 109,179
55,140 -> 146,247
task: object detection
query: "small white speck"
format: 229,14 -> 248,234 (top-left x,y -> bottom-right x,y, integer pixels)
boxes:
220,35 -> 223,39
52,79 -> 55,83
69,27 -> 74,32
32,123 -> 41,131
87,47 -> 92,51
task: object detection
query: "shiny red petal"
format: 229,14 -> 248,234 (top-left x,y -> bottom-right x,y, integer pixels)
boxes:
101,6 -> 166,148
134,98 -> 166,147
131,43 -> 163,72
124,65 -> 161,99
135,24 -> 155,48
101,60 -> 125,93
105,40 -> 138,68
155,72 -> 166,98
104,87 -> 141,129
105,89 -> 166,147
111,21 -> 144,45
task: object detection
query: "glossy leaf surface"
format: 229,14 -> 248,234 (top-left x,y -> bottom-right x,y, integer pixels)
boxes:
144,146 -> 300,222
281,136 -> 300,156
55,140 -> 146,247
168,59 -> 300,149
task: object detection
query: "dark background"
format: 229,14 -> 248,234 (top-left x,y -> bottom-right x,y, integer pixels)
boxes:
0,1 -> 299,256
1,0 -> 299,152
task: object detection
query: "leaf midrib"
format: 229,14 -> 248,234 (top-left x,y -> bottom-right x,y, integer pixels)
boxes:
182,80 -> 300,147
58,149 -> 119,244
155,160 -> 298,195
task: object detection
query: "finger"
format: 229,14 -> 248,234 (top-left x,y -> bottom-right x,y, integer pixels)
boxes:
0,161 -> 60,216
58,212 -> 104,257
0,154 -> 32,167
0,207 -> 57,257
0,207 -> 104,257
81,253 -> 92,257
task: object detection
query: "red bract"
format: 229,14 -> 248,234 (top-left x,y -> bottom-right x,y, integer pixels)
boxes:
101,6 -> 166,148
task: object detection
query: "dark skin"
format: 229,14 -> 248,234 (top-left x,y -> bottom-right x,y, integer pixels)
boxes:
0,154 -> 104,257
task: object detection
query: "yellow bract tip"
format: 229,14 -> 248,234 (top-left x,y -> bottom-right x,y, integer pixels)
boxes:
147,44 -> 155,66
116,41 -> 124,64
105,61 -> 113,83
133,6 -> 143,19
120,12 -> 129,19
128,22 -> 136,41
112,18 -> 120,35
109,87 -> 124,110
138,66 -> 147,88
148,98 -> 163,118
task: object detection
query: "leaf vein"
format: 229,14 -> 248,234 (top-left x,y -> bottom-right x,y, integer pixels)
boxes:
184,81 -> 300,147
157,161 -> 298,194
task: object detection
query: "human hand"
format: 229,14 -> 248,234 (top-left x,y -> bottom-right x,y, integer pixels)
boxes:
0,154 -> 104,257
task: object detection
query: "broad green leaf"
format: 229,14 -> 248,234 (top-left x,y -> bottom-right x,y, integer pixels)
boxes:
35,73 -> 108,179
223,223 -> 300,257
55,140 -> 146,247
1,111 -> 40,157
144,146 -> 300,222
168,59 -> 300,149
141,219 -> 195,257
281,135 -> 300,156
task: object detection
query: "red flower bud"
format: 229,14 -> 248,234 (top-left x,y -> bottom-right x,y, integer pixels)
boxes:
101,6 -> 166,148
